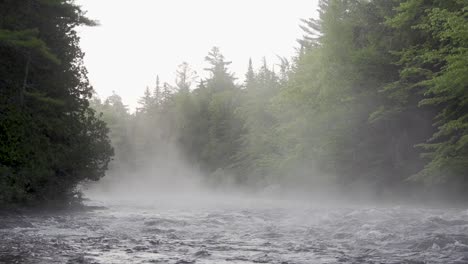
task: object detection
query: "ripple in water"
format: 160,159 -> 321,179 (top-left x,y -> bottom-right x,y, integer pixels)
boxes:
1,199 -> 468,264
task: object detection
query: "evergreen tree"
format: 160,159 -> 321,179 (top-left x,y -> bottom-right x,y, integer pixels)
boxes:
137,86 -> 154,113
175,62 -> 197,93
387,0 -> 468,189
71,0 -> 468,201
0,0 -> 113,206
245,58 -> 255,88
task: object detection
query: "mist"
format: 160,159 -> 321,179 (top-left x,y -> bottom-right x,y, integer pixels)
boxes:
76,0 -> 320,110
1,0 -> 468,263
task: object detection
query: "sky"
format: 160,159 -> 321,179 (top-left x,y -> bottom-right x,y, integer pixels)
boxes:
76,0 -> 319,110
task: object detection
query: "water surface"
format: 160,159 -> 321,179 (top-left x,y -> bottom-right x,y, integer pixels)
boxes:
1,196 -> 468,264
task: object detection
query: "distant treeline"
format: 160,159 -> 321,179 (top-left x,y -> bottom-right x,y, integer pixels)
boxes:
94,0 -> 468,200
1,0 -> 467,206
0,1 -> 113,206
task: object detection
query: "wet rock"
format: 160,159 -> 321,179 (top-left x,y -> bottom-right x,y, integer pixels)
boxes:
167,233 -> 179,239
252,253 -> 272,263
333,232 -> 352,239
100,244 -> 112,250
133,245 -> 149,251
194,250 -> 211,257
149,239 -> 161,245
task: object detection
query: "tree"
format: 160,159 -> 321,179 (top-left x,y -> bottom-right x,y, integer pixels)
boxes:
0,0 -> 113,206
245,58 -> 255,87
387,0 -> 468,190
175,62 -> 197,92
204,47 -> 236,92
137,86 -> 154,114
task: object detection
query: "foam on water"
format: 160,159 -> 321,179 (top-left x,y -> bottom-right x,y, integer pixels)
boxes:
1,196 -> 468,264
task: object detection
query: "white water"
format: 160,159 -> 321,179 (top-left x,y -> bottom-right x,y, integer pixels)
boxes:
1,194 -> 468,264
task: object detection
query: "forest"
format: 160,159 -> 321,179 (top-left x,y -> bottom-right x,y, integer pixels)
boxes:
0,0 -> 113,206
1,0 -> 468,206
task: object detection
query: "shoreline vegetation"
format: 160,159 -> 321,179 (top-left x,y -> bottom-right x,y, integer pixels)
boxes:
0,0 -> 113,207
1,0 -> 467,208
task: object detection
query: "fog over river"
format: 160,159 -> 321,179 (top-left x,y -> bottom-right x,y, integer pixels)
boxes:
1,191 -> 468,264
2,1 -> 468,264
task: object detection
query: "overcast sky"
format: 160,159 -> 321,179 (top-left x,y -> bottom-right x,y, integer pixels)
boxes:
76,0 -> 319,110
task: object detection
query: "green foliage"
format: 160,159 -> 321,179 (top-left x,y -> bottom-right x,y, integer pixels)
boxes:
0,0 -> 113,206
388,0 -> 468,187
0,29 -> 59,63
70,0 -> 468,201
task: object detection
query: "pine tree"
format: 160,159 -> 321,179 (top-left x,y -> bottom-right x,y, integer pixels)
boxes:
387,0 -> 468,188
0,0 -> 113,205
153,75 -> 161,107
204,47 -> 236,92
245,58 -> 255,88
175,62 -> 197,93
137,86 -> 154,113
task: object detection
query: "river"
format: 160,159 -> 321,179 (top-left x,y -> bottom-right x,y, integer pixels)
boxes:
1,194 -> 468,264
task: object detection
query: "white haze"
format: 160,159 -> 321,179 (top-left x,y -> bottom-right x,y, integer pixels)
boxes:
75,0 -> 337,204
77,1 -> 385,206
76,0 -> 319,110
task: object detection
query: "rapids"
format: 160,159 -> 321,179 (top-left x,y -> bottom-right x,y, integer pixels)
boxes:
1,196 -> 468,264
